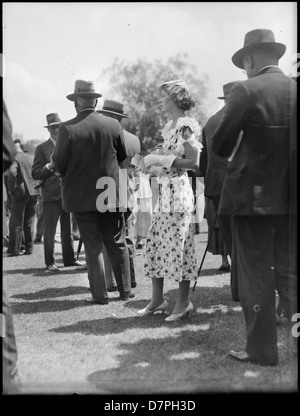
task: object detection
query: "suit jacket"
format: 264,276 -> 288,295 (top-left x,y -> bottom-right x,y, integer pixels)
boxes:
32,139 -> 61,202
200,108 -> 229,197
119,129 -> 141,169
8,151 -> 39,200
3,100 -> 16,174
211,67 -> 297,216
52,109 -> 127,213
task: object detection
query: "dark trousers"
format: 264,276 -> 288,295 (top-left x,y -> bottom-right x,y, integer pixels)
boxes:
124,210 -> 136,287
74,210 -> 131,302
8,195 -> 37,254
35,195 -> 45,239
43,199 -> 75,266
2,291 -> 18,391
211,195 -> 239,301
233,215 -> 297,365
103,210 -> 136,288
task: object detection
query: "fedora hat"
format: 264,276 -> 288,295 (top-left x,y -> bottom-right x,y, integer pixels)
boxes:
43,113 -> 62,128
67,79 -> 102,101
97,99 -> 129,118
217,81 -> 240,99
232,29 -> 286,69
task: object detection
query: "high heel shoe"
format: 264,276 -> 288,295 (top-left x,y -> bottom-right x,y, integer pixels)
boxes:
137,300 -> 168,316
165,301 -> 194,322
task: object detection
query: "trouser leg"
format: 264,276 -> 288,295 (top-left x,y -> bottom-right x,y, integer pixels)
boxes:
8,198 -> 24,254
211,196 -> 239,301
274,215 -> 297,320
35,196 -> 44,239
43,201 -> 60,266
103,243 -> 117,288
74,211 -> 107,302
124,210 -> 136,287
2,291 -> 18,390
100,211 -> 131,294
233,216 -> 278,365
60,208 -> 75,265
23,195 -> 37,253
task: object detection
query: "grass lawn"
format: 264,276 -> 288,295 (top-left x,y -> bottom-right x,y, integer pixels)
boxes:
3,220 -> 298,396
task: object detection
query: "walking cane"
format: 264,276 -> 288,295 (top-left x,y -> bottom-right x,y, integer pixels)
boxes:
76,237 -> 83,260
192,210 -> 218,292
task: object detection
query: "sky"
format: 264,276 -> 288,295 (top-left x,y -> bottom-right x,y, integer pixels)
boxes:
2,2 -> 297,142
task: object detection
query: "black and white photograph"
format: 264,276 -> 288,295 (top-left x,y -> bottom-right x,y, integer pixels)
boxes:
2,2 -> 298,398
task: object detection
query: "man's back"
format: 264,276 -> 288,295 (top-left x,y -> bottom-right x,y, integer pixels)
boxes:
10,152 -> 39,197
212,67 -> 296,215
53,110 -> 127,212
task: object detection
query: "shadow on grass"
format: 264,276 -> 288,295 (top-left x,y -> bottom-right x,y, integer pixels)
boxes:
197,268 -> 231,276
4,267 -> 88,277
49,287 -> 242,337
4,268 -> 46,276
10,298 -> 97,314
11,286 -> 90,300
85,317 -> 247,394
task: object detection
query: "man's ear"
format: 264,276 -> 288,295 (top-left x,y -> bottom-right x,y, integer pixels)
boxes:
244,54 -> 254,69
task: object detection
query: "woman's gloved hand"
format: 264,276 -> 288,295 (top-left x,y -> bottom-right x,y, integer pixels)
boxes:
144,154 -> 176,169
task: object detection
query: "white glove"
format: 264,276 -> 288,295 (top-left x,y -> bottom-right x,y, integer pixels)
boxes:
45,161 -> 55,172
149,165 -> 164,176
144,154 -> 176,169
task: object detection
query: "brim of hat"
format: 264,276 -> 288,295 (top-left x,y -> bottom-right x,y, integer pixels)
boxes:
217,96 -> 226,100
231,42 -> 286,69
97,109 -> 129,118
43,122 -> 62,128
67,92 -> 102,101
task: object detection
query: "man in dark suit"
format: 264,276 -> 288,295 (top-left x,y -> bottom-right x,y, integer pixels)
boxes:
52,80 -> 132,304
98,99 -> 141,290
32,113 -> 80,272
211,29 -> 297,366
7,139 -> 39,256
3,100 -> 21,394
200,82 -> 240,301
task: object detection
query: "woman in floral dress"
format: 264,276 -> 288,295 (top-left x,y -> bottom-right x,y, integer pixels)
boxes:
138,79 -> 202,321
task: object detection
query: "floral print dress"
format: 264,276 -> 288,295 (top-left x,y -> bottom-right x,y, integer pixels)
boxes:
144,116 -> 202,282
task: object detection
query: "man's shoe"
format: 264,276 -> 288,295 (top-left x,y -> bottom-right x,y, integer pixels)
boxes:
64,260 -> 84,267
228,350 -> 277,366
76,261 -> 87,270
131,282 -> 137,289
46,264 -> 60,272
119,291 -> 135,301
24,250 -> 33,255
34,237 -> 42,243
85,297 -> 108,305
218,264 -> 231,272
107,286 -> 118,292
7,252 -> 24,257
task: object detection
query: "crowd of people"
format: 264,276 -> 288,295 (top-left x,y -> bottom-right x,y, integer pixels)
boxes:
2,28 -> 297,393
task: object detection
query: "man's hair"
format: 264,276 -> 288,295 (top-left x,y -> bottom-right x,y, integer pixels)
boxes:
248,47 -> 279,66
75,96 -> 97,108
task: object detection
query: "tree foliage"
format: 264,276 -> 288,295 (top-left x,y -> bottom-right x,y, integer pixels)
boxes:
100,54 -> 210,154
